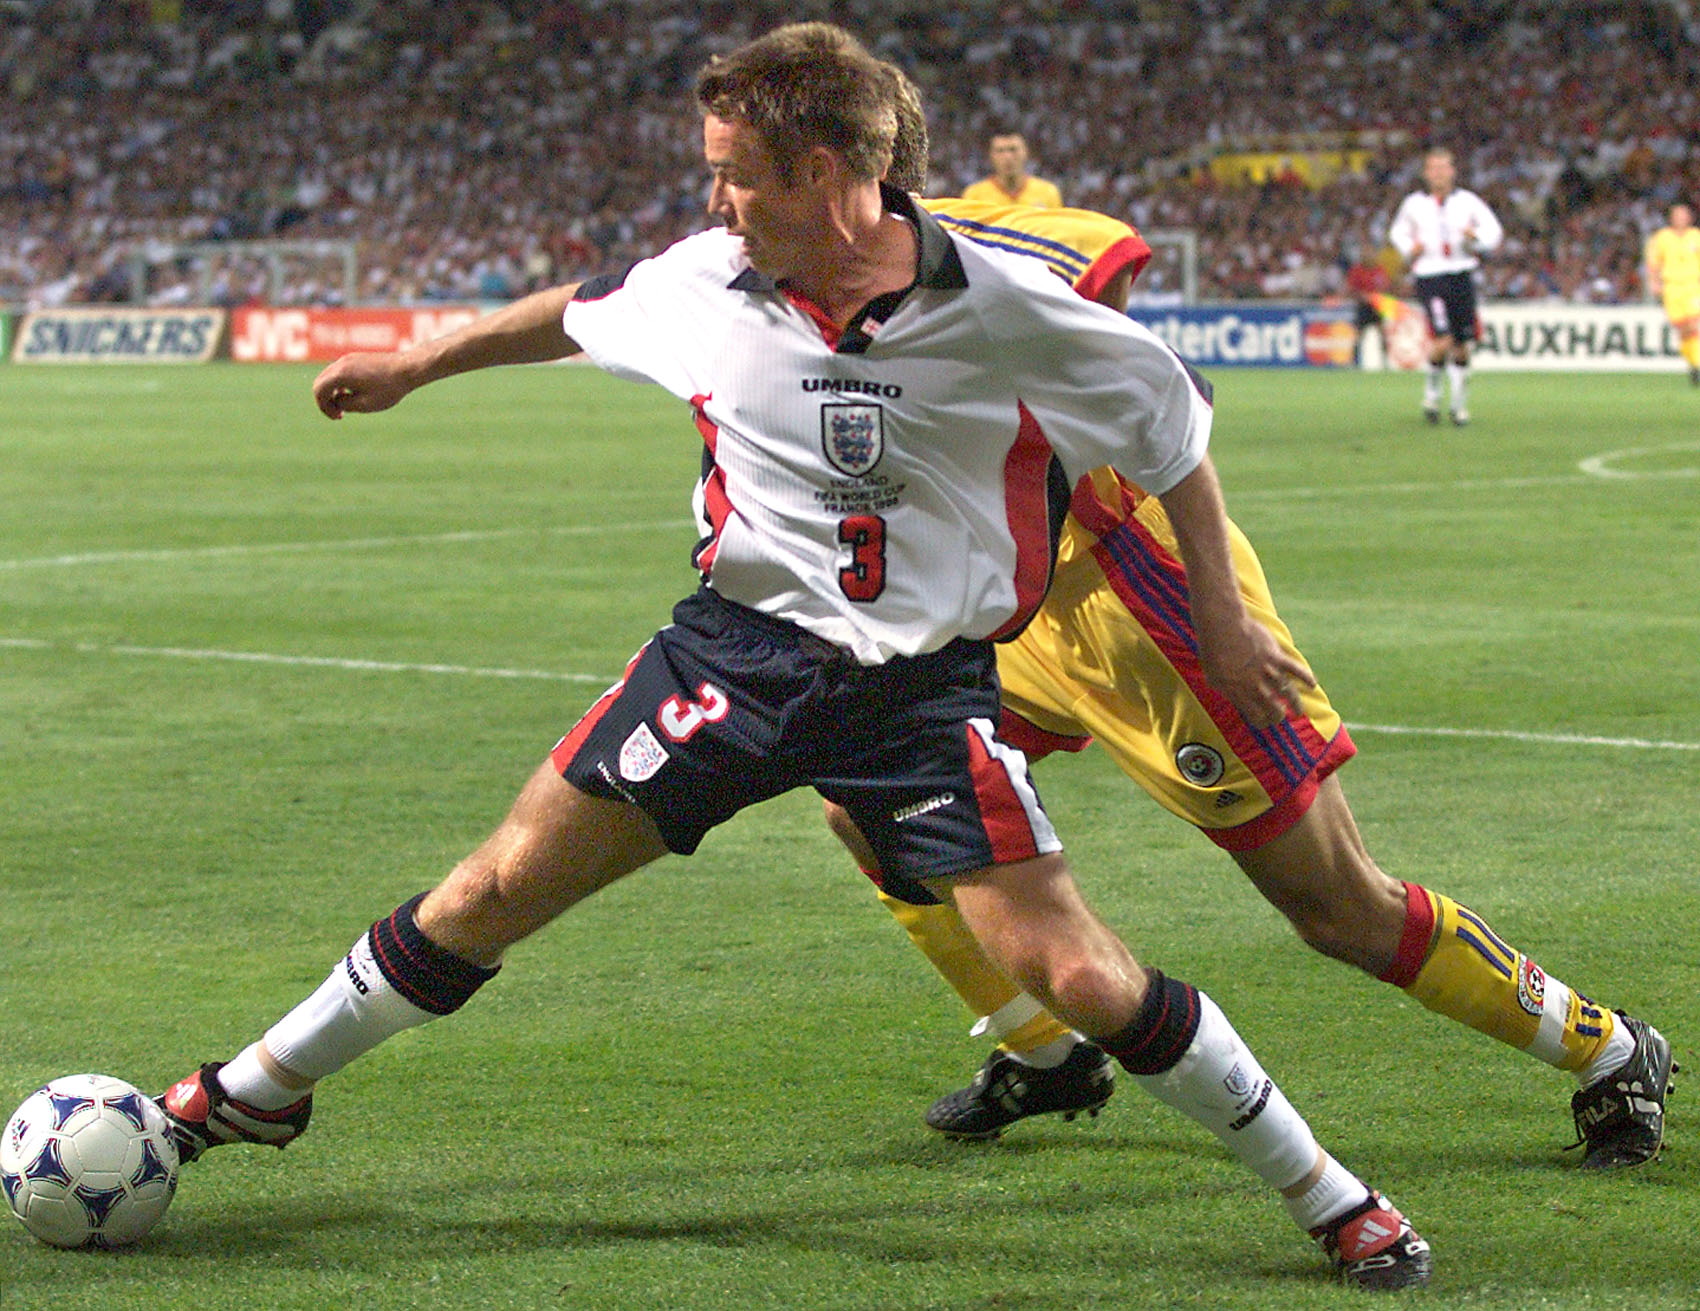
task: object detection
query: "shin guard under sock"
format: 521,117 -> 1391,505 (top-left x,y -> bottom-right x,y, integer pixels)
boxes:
1100,971 -> 1319,1191
229,893 -> 500,1103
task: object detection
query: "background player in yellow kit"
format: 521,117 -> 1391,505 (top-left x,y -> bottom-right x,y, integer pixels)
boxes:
1646,202 -> 1700,384
830,69 -> 1675,1170
961,130 -> 1063,208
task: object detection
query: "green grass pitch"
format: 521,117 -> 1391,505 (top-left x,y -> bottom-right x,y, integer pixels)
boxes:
1,362 -> 1696,1310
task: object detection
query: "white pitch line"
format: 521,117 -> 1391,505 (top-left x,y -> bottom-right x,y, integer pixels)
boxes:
3,465 -> 1679,573
0,519 -> 694,571
4,635 -> 1695,751
0,637 -> 608,684
1577,440 -> 1700,480
1350,722 -> 1699,752
1229,472 -> 1596,502
1231,451 -> 1698,504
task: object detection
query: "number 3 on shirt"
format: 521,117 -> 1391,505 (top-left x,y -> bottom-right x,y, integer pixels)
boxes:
837,514 -> 886,602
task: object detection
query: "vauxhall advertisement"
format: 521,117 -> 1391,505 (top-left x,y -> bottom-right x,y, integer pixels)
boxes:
1353,302 -> 1683,372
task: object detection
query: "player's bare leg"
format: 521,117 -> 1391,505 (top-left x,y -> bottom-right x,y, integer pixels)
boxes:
1229,776 -> 1405,972
825,800 -> 1104,1135
1238,775 -> 1630,1074
159,764 -> 669,1158
928,852 -> 1431,1288
413,766 -> 670,966
1248,776 -> 1673,1164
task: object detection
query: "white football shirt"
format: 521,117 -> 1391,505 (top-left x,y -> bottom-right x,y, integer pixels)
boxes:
1389,187 -> 1503,277
564,190 -> 1210,665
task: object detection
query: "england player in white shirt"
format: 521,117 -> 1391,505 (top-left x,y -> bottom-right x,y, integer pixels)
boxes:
1389,148 -> 1503,425
153,24 -> 1429,1288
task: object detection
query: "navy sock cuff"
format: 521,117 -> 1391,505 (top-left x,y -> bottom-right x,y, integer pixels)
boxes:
1097,968 -> 1201,1077
368,892 -> 499,1016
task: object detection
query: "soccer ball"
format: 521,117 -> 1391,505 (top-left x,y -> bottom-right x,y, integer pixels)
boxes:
1,1074 -> 180,1249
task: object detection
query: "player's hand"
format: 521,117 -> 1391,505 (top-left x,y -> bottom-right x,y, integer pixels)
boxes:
1195,613 -> 1317,730
313,352 -> 420,420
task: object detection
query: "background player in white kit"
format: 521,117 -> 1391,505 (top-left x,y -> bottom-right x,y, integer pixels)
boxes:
150,24 -> 1429,1289
1389,147 -> 1503,425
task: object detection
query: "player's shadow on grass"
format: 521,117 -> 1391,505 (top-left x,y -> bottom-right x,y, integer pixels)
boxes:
150,1175 -> 1338,1295
142,1115 -> 1692,1299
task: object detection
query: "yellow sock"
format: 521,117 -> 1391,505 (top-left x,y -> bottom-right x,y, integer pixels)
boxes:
1404,889 -> 1614,1072
1683,335 -> 1700,367
877,890 -> 1075,1055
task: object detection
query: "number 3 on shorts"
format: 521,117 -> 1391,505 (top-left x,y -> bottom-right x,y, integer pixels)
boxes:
659,683 -> 730,742
837,514 -> 886,602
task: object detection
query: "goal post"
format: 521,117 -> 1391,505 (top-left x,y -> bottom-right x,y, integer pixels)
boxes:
1132,229 -> 1198,305
127,239 -> 358,306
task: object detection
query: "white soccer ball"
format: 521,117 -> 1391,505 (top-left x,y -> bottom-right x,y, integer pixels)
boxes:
1,1074 -> 180,1249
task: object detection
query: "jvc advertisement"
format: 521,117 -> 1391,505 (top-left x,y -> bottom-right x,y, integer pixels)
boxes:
1126,305 -> 1356,368
229,307 -> 482,362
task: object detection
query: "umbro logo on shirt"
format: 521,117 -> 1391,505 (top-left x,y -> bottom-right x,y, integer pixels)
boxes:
801,378 -> 903,398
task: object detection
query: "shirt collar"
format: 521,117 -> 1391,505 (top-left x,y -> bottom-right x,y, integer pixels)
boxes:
884,183 -> 969,289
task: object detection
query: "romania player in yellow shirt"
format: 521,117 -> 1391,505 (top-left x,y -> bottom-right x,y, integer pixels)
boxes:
960,131 -> 1063,208
832,70 -> 1674,1171
1646,202 -> 1700,384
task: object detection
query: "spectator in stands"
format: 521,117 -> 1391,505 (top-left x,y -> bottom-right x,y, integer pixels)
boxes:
1,0 -> 1696,308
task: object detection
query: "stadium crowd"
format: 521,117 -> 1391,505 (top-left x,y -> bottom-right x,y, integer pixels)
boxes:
3,0 -> 1697,307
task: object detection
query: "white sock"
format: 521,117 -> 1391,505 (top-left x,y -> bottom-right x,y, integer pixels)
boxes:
1009,1034 -> 1082,1070
217,1043 -> 308,1111
1423,366 -> 1443,407
1283,1153 -> 1371,1232
1131,991 -> 1321,1193
1578,1017 -> 1637,1088
1447,361 -> 1468,411
219,932 -> 438,1108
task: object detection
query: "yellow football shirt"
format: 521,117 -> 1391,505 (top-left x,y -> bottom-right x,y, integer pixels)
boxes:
1648,226 -> 1700,323
960,175 -> 1064,209
1648,225 -> 1700,288
919,196 -> 1149,303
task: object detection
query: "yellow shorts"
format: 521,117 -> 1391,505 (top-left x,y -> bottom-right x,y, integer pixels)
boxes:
1663,285 -> 1700,329
995,481 -> 1354,851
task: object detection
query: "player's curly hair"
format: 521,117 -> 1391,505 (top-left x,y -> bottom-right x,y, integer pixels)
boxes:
695,23 -> 896,184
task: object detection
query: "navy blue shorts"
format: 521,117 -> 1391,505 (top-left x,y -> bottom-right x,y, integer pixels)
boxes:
550,589 -> 1060,893
1415,270 -> 1480,343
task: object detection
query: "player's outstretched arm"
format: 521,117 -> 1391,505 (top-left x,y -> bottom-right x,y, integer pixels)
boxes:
313,282 -> 584,420
1156,456 -> 1315,729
